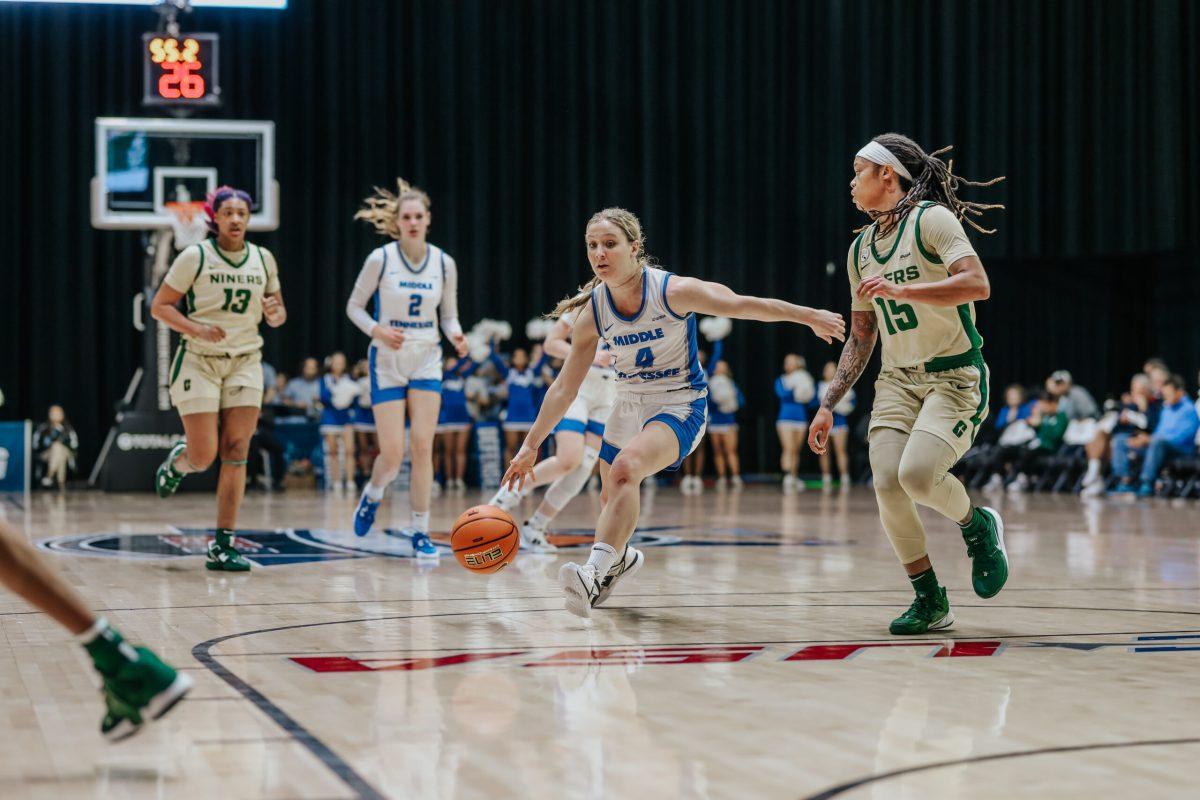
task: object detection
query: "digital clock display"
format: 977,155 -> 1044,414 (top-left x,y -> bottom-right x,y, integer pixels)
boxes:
142,32 -> 220,106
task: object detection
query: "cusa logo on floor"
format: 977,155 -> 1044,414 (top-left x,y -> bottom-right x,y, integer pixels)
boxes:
37,526 -> 851,566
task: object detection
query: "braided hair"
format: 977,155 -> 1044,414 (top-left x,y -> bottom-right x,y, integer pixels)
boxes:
858,133 -> 1005,239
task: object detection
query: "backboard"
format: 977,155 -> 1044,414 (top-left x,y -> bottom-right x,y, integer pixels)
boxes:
91,117 -> 278,230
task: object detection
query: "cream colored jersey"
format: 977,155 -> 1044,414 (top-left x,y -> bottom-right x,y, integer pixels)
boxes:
163,238 -> 280,357
846,201 -> 983,371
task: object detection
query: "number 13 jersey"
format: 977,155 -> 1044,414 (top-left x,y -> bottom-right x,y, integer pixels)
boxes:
163,238 -> 280,357
589,266 -> 707,401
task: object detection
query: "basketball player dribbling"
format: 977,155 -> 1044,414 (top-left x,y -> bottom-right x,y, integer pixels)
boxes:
504,207 -> 844,617
810,133 -> 1008,635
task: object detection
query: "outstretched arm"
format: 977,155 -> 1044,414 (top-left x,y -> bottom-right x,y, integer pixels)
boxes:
809,311 -> 878,454
502,314 -> 599,490
665,276 -> 844,344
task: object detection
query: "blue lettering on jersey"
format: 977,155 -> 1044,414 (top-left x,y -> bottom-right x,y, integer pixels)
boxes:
612,328 -> 665,347
397,281 -> 434,290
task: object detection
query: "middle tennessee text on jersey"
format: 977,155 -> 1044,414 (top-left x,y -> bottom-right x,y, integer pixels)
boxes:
590,266 -> 706,400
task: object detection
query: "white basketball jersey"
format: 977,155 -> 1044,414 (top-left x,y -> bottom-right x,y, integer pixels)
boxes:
561,306 -> 617,394
590,267 -> 706,400
372,242 -> 446,346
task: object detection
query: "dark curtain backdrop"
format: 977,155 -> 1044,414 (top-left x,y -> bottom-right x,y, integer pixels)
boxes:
2,0 -> 1198,471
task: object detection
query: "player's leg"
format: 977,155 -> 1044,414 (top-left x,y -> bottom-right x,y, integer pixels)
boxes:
322,431 -> 341,488
451,428 -> 470,488
521,430 -> 599,551
869,427 -> 952,635
404,387 -> 442,558
0,520 -> 192,739
158,352 -> 221,496
208,404 -> 259,572
832,427 -> 851,487
340,425 -> 356,491
559,423 -> 677,616
492,426 -> 583,509
725,427 -> 742,486
356,398 -> 406,536
907,366 -> 1007,600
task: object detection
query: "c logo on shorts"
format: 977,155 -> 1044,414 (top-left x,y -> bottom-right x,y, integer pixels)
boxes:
183,379 -> 191,391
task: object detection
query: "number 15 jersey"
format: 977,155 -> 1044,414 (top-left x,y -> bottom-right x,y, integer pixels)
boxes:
846,201 -> 983,372
163,238 -> 280,357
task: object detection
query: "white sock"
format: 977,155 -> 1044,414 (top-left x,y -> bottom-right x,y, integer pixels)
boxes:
528,509 -> 553,530
76,616 -> 109,645
363,482 -> 385,501
585,543 -> 617,575
411,511 -> 430,533
1084,459 -> 1101,481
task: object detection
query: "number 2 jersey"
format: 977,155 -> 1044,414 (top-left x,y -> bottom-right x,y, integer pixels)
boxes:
589,266 -> 707,401
847,201 -> 983,371
346,241 -> 462,346
163,238 -> 281,357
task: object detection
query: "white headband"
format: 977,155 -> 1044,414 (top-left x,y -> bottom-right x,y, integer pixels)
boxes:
857,141 -> 912,181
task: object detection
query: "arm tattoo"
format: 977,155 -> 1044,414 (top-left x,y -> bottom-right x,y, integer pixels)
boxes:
821,311 -> 878,410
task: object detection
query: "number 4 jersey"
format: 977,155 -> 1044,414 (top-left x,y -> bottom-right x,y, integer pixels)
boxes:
163,238 -> 281,357
589,266 -> 707,402
847,201 -> 983,371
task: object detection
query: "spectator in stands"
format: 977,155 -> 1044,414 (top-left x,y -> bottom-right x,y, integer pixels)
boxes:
979,384 -> 1036,490
1081,374 -> 1159,496
281,357 -> 322,420
467,360 -> 503,422
33,405 -> 78,490
1006,391 -> 1069,493
1143,358 -> 1170,399
1046,370 -> 1098,421
1111,375 -> 1198,497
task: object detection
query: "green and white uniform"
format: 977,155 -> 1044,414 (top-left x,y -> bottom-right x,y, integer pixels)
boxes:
163,238 -> 280,415
847,201 -> 989,461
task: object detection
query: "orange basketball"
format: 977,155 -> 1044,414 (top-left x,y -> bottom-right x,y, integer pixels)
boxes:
451,505 -> 520,573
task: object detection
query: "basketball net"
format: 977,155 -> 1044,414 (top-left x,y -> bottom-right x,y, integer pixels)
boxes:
165,201 -> 210,250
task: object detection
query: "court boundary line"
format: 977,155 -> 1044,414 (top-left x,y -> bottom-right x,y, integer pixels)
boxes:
802,737 -> 1200,799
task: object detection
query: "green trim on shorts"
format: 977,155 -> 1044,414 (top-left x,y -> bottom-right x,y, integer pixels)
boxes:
970,360 -> 990,441
169,340 -> 187,385
924,347 -> 982,373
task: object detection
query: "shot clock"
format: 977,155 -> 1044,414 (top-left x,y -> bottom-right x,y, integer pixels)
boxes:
142,32 -> 220,107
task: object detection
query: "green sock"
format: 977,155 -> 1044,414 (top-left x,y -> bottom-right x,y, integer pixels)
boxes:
215,528 -> 234,548
81,619 -> 136,675
958,507 -> 987,535
908,567 -> 940,597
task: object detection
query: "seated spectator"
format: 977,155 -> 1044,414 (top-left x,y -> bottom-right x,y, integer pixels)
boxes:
33,405 -> 78,490
281,357 -> 322,420
1006,392 -> 1069,493
1046,370 -> 1098,421
1143,358 -> 1170,400
1110,374 -> 1198,497
1081,374 -> 1159,496
979,385 -> 1036,490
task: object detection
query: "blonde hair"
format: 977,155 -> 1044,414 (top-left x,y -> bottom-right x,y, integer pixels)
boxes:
551,207 -> 650,318
354,177 -> 432,239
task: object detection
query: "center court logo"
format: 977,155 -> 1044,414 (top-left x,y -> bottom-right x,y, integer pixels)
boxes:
37,526 -> 852,567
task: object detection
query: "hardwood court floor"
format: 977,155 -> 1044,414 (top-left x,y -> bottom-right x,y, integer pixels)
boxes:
1,485 -> 1199,800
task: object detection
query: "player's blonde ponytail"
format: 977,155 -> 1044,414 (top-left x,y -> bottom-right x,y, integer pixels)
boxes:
550,207 -> 650,318
354,177 -> 432,239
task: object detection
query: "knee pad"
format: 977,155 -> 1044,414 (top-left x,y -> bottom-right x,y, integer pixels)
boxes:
544,446 -> 600,510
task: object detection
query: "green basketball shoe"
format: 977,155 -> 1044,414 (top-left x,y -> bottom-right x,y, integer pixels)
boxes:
100,646 -> 193,742
155,440 -> 188,498
205,540 -> 252,571
962,506 -> 1009,598
889,587 -> 954,635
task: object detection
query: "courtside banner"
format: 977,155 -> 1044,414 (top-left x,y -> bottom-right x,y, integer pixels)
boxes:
0,421 -> 31,493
